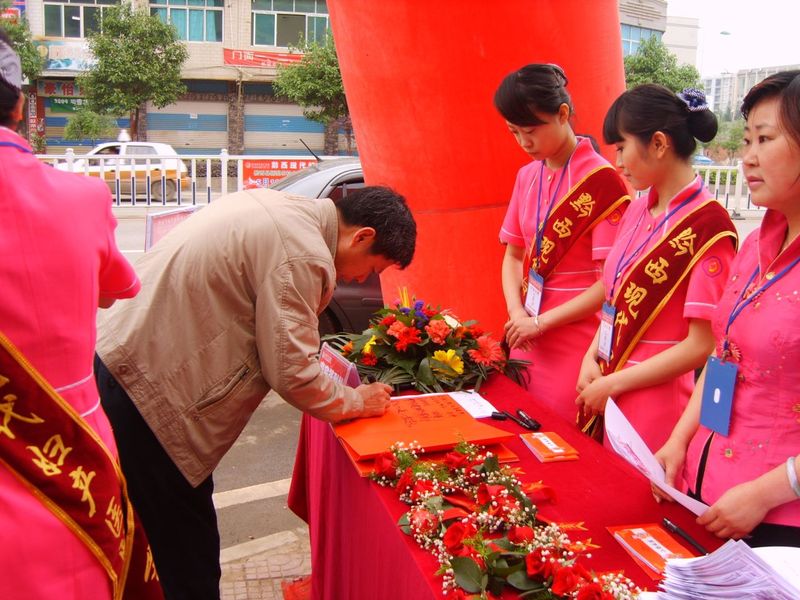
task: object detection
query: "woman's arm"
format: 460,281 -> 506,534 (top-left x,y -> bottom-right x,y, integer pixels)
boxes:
698,454 -> 800,539
576,318 -> 714,415
501,243 -> 527,321
506,279 -> 605,349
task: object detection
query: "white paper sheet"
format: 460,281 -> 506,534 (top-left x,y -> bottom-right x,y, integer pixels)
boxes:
604,398 -> 709,516
447,390 -> 498,419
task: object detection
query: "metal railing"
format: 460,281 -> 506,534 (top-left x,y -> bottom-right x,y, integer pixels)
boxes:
39,149 -> 319,207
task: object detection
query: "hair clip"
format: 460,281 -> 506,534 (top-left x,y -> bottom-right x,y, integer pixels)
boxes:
677,88 -> 709,112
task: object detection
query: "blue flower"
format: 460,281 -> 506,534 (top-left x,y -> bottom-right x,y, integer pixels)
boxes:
414,300 -> 425,311
400,307 -> 411,315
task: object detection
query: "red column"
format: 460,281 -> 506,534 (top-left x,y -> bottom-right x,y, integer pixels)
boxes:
329,0 -> 625,334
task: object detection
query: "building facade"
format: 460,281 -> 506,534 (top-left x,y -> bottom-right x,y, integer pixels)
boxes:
22,0 -> 334,155
703,63 -> 800,120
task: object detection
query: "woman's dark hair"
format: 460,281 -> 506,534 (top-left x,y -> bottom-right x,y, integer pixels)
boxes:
603,84 -> 718,160
0,28 -> 21,128
741,70 -> 800,148
333,185 -> 417,269
494,63 -> 573,126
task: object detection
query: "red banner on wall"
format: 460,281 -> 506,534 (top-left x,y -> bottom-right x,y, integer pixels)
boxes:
242,158 -> 317,189
223,48 -> 303,69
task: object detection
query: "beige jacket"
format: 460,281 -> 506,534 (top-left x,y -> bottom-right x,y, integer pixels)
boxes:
97,189 -> 363,486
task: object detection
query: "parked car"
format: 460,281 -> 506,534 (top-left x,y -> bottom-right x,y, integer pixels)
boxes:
55,141 -> 189,201
692,154 -> 715,166
270,157 -> 383,336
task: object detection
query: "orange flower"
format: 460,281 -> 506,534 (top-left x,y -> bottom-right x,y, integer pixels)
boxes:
467,335 -> 505,366
424,319 -> 451,345
341,341 -> 354,356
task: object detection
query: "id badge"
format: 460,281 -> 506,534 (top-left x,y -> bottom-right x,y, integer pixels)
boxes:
524,269 -> 544,317
699,356 -> 738,436
597,302 -> 616,362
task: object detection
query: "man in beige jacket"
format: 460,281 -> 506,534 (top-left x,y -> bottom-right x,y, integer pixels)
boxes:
95,185 -> 416,600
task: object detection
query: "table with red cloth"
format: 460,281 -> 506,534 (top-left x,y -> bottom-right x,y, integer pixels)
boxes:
288,375 -> 722,599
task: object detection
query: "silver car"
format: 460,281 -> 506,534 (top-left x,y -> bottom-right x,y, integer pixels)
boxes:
270,158 -> 384,336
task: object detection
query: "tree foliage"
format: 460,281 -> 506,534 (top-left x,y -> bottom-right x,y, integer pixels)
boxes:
707,119 -> 745,164
1,8 -> 44,83
79,4 -> 187,140
624,36 -> 701,92
64,108 -> 116,143
273,32 -> 349,154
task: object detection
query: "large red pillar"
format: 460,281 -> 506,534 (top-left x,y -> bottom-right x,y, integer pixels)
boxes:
329,0 -> 626,335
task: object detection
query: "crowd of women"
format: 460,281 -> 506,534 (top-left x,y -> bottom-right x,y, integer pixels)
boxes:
497,63 -> 800,548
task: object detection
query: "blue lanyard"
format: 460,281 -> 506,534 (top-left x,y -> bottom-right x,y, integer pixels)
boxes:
722,254 -> 800,356
532,156 -> 571,262
609,185 -> 703,300
0,141 -> 33,154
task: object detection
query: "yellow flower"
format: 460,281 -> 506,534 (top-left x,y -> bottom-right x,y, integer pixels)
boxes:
432,349 -> 464,375
363,334 -> 378,354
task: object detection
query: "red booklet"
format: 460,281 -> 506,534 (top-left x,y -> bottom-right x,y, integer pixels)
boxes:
332,394 -> 514,461
608,523 -> 695,579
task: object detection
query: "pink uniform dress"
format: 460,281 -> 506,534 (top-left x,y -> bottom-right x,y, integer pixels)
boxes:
500,137 -> 624,422
601,177 -> 736,453
685,209 -> 800,528
0,127 -> 140,600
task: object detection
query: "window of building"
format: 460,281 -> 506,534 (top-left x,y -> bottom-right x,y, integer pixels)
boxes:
251,0 -> 328,48
620,24 -> 663,56
44,0 -> 119,39
150,0 -> 223,43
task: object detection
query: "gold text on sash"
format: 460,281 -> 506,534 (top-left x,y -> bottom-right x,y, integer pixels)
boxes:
644,257 -> 670,285
669,227 -> 696,256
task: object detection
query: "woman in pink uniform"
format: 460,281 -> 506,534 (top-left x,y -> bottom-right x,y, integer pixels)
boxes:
496,63 -> 629,423
575,85 -> 737,452
0,34 -> 141,599
655,71 -> 800,547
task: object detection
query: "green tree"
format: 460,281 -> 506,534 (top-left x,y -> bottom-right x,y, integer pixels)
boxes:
707,119 -> 745,164
624,36 -> 701,92
63,108 -> 117,144
79,4 -> 187,140
273,32 -> 351,155
1,11 -> 44,83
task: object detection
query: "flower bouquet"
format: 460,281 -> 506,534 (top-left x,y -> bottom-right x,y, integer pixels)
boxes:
373,441 -> 641,599
324,289 -> 528,393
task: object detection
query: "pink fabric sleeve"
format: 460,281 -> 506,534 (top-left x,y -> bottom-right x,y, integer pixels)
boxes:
499,168 -> 527,248
683,236 -> 737,320
591,208 -> 625,261
99,200 -> 141,299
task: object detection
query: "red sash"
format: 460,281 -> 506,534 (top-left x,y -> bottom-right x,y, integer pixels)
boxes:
0,331 -> 163,600
521,165 -> 629,297
579,200 -> 737,439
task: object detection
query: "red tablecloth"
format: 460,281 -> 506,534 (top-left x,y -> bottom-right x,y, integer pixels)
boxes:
288,375 -> 722,599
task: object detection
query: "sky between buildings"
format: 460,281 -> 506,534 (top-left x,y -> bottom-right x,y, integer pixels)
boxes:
667,0 -> 800,76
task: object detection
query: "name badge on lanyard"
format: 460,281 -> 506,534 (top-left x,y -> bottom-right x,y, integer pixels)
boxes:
699,356 -> 738,436
597,302 -> 616,362
524,269 -> 544,317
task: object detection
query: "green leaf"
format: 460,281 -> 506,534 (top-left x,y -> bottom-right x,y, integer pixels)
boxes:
416,358 -> 435,386
397,513 -> 411,535
506,570 -> 546,592
482,454 -> 500,473
450,556 -> 486,594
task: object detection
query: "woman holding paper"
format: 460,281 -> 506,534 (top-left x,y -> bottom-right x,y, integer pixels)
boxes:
496,63 -> 630,423
655,71 -> 800,547
575,85 -> 737,451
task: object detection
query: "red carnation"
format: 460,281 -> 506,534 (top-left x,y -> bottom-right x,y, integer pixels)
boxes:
372,451 -> 397,479
394,327 -> 422,351
395,467 -> 414,495
361,353 -> 378,366
507,526 -> 534,545
551,566 -> 581,596
444,451 -> 470,470
577,583 -> 614,600
443,521 -> 477,554
380,314 -> 397,327
476,483 -> 506,506
525,547 -> 555,580
410,479 -> 437,501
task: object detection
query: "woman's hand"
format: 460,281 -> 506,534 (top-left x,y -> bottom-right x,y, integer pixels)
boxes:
651,438 -> 688,503
576,353 -> 601,394
575,373 -> 615,417
697,480 -> 769,539
504,310 -> 547,350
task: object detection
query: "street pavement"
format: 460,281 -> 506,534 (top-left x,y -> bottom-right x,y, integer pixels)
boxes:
109,205 -> 765,600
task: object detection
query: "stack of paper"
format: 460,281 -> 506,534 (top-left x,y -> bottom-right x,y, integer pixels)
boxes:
520,431 -> 579,462
656,540 -> 800,599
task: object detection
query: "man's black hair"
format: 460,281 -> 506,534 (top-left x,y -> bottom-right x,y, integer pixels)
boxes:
333,185 -> 416,268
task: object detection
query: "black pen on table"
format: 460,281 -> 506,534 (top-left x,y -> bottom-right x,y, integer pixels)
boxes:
516,409 -> 541,431
662,517 -> 709,555
500,410 -> 537,431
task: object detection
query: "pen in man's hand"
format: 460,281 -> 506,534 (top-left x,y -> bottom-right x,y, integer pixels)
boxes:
516,409 -> 541,430
662,517 -> 709,555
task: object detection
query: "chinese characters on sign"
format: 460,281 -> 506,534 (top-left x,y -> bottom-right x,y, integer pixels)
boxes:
242,158 -> 317,189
